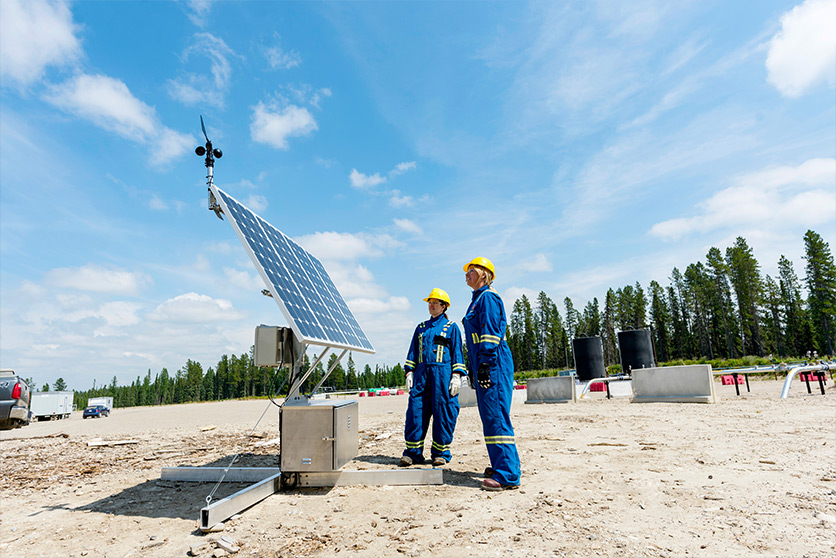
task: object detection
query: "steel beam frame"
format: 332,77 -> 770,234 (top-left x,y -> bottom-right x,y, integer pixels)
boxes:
161,466 -> 444,531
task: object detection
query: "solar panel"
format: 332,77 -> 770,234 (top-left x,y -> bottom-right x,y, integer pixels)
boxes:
210,185 -> 375,354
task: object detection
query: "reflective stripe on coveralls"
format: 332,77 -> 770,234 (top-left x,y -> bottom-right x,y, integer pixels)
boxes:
402,314 -> 465,463
463,285 -> 521,486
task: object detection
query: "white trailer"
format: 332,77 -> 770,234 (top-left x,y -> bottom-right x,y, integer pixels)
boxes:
30,391 -> 73,420
88,396 -> 113,411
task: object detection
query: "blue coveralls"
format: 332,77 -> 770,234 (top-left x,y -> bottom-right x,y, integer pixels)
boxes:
463,285 -> 521,486
403,314 -> 466,463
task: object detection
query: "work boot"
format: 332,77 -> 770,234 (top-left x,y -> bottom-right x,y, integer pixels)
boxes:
481,478 -> 519,491
399,455 -> 413,467
432,457 -> 447,467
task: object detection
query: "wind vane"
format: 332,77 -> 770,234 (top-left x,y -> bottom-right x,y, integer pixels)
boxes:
195,115 -> 224,219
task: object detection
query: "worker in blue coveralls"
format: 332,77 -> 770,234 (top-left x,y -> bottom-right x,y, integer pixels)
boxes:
462,257 -> 521,491
400,288 -> 467,467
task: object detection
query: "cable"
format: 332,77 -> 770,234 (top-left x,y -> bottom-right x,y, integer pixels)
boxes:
204,358 -> 288,506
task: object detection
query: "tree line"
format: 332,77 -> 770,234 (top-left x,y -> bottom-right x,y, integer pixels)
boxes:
72,352 -> 406,410
507,230 -> 836,372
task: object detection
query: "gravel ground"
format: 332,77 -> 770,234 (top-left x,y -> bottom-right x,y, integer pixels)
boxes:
1,379 -> 834,558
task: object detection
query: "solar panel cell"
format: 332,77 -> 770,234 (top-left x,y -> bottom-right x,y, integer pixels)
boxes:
212,186 -> 374,353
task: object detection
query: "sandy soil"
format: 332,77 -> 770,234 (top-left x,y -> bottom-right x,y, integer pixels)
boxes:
1,379 -> 834,558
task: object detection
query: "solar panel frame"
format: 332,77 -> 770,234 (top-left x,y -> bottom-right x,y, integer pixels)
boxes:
210,184 -> 375,354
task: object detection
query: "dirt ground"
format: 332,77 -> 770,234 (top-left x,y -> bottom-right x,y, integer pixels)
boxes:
1,378 -> 834,558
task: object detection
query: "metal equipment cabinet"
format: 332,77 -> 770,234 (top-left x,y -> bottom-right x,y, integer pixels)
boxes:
280,400 -> 358,472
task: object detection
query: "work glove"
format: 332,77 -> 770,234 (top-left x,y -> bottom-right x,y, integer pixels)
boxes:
406,371 -> 413,392
477,363 -> 492,389
448,374 -> 461,397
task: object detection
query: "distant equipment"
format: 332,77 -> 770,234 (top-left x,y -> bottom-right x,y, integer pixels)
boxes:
30,391 -> 73,421
87,396 -> 114,411
617,329 -> 655,373
572,336 -> 605,381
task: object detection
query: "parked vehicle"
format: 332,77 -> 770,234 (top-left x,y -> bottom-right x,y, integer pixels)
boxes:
87,396 -> 113,411
83,405 -> 110,419
30,391 -> 73,421
0,369 -> 31,430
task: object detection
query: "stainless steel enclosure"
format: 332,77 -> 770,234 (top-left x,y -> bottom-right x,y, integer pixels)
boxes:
280,400 -> 358,472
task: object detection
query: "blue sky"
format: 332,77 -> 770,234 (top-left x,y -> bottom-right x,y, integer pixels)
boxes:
1,0 -> 834,392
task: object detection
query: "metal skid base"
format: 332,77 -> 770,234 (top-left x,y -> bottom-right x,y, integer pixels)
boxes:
161,466 -> 443,531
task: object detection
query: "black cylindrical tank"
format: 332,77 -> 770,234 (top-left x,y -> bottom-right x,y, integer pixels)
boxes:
617,329 -> 655,373
573,336 -> 605,381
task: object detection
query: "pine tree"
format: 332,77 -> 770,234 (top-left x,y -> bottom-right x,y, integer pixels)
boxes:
602,289 -> 618,367
668,269 -> 691,359
534,292 -> 553,369
648,280 -> 671,362
761,275 -> 783,356
803,230 -> 836,355
684,263 -> 713,358
705,247 -> 739,358
778,255 -> 808,356
726,237 -> 764,356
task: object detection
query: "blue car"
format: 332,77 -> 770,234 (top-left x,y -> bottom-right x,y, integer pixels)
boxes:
83,405 -> 110,419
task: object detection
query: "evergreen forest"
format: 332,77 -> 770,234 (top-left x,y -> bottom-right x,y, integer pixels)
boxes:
507,230 -> 836,374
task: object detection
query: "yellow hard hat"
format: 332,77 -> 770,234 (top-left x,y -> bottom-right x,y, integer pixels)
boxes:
423,288 -> 451,306
463,257 -> 496,279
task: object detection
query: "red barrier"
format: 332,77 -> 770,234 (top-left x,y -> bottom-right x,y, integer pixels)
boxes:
721,375 -> 745,385
590,382 -> 607,392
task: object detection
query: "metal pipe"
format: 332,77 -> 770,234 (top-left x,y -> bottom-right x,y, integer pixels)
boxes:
286,347 -> 328,400
780,364 -> 831,398
578,375 -> 631,399
310,349 -> 348,395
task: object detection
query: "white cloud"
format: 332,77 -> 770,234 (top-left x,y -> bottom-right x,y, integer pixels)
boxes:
149,196 -> 168,210
349,169 -> 387,189
183,0 -> 213,27
521,253 -> 553,273
561,107 -> 762,236
346,296 -> 411,314
389,161 -> 417,176
94,301 -> 143,335
264,34 -> 301,69
149,292 -> 243,323
44,264 -> 152,296
295,231 -> 400,261
43,74 -> 194,166
223,268 -> 263,292
98,301 -> 142,327
44,74 -> 156,138
166,33 -> 238,107
152,127 -> 194,167
650,157 -> 836,240
766,0 -> 836,98
250,102 -> 317,149
388,190 -> 415,207
245,194 -> 268,212
393,218 -> 423,235
0,0 -> 81,87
